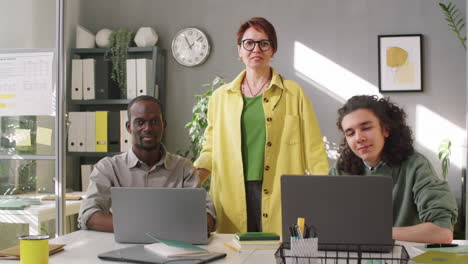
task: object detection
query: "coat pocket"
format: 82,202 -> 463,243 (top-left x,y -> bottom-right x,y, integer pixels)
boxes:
281,115 -> 301,145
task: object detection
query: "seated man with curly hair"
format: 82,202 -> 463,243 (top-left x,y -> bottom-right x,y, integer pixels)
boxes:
329,95 -> 458,243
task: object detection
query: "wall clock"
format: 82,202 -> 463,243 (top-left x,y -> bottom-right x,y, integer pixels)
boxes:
172,28 -> 211,67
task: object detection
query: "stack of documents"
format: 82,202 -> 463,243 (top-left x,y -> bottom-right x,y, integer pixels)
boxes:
232,232 -> 280,250
0,199 -> 28,210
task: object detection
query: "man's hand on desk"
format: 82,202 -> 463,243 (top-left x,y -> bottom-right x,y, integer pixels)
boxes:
197,169 -> 211,185
87,211 -> 114,232
207,213 -> 215,235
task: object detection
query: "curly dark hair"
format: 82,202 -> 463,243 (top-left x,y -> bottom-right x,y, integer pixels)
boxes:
336,95 -> 414,174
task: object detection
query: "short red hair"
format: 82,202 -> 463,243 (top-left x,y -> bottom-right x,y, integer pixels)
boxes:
237,17 -> 278,54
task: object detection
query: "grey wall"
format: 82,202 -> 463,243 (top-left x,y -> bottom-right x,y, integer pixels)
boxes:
0,0 -> 55,48
75,0 -> 466,203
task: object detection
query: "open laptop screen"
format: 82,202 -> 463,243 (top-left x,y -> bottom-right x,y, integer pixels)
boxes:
281,175 -> 393,252
111,187 -> 208,244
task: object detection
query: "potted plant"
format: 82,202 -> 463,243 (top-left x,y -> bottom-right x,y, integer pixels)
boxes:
105,28 -> 133,97
438,138 -> 451,180
179,76 -> 225,189
439,1 -> 466,50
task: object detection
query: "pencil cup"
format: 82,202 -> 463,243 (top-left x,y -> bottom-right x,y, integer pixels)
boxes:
290,237 -> 318,264
19,235 -> 49,264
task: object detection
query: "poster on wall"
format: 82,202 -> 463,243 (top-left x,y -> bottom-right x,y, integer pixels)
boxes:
378,34 -> 423,92
0,50 -> 54,116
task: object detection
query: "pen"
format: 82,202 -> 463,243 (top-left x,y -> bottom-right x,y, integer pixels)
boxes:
426,243 -> 458,248
224,243 -> 239,253
297,217 -> 305,237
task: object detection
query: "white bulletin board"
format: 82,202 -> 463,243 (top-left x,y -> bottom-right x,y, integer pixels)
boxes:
0,50 -> 54,116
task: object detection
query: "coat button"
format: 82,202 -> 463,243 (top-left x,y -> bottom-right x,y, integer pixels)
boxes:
263,98 -> 269,103
267,142 -> 272,147
263,189 -> 269,194
262,213 -> 268,218
265,165 -> 270,171
266,117 -> 272,122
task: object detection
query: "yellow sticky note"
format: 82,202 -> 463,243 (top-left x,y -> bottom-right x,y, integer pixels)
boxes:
15,129 -> 31,147
37,127 -> 52,146
0,94 -> 15,99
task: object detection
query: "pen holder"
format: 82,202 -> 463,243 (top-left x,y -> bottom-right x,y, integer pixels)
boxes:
290,237 -> 318,264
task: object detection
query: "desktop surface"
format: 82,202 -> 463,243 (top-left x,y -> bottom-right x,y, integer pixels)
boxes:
0,230 -> 466,264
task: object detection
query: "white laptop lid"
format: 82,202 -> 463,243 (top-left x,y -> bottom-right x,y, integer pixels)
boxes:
281,175 -> 393,252
111,187 -> 208,244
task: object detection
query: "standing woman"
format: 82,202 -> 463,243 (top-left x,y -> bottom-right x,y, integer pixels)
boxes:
195,17 -> 328,234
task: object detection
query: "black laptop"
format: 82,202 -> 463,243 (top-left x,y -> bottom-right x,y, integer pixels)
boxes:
281,175 -> 393,252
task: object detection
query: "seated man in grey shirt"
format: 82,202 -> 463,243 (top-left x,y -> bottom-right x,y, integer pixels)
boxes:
78,95 -> 216,233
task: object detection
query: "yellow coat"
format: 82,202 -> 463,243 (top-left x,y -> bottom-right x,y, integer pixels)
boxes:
194,69 -> 329,234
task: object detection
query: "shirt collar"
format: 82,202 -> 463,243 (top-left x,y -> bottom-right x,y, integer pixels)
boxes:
127,144 -> 170,169
363,160 -> 385,171
223,67 -> 285,93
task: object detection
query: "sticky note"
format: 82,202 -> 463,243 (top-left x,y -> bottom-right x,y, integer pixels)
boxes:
15,129 -> 31,146
37,127 -> 52,146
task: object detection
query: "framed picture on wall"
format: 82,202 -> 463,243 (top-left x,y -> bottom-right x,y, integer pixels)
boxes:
378,34 -> 423,92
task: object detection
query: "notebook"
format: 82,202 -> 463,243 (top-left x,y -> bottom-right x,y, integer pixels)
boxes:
98,245 -> 226,264
281,175 -> 393,252
111,187 -> 209,244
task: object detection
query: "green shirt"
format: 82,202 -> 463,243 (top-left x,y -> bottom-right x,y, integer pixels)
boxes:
329,152 -> 458,230
241,95 -> 266,181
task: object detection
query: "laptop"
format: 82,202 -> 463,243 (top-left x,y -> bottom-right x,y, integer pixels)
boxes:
111,187 -> 209,244
281,175 -> 393,252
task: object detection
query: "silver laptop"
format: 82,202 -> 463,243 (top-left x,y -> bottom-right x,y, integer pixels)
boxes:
281,175 -> 393,252
111,187 -> 209,244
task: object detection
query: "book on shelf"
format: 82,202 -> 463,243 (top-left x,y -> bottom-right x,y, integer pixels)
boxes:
234,232 -> 280,241
231,238 -> 280,250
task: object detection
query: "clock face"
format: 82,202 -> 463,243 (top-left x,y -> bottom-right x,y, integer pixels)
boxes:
172,28 -> 211,67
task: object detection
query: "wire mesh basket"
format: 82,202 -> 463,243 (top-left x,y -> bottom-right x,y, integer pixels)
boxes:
275,242 -> 409,264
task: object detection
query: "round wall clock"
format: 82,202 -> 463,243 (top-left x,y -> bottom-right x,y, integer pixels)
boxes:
172,28 -> 211,67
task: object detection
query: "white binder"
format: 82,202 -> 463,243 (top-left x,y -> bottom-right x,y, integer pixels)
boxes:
85,111 -> 96,152
82,58 -> 96,100
68,112 -> 87,152
81,164 -> 93,192
120,110 -> 131,152
71,59 -> 83,100
136,59 -> 153,97
126,59 -> 137,99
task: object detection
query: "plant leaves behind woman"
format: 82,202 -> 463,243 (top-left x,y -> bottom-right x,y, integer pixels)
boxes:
181,76 -> 225,162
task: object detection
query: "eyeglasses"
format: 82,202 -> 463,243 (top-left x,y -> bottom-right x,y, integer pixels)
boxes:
240,39 -> 272,51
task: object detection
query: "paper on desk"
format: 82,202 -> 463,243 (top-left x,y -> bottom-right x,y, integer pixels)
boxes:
144,234 -> 208,258
411,250 -> 468,264
0,244 -> 65,260
0,199 -> 28,210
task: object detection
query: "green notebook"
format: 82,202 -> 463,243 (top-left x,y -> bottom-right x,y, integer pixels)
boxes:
234,232 -> 280,241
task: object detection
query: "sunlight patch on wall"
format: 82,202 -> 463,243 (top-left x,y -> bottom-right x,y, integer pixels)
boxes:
293,41 -> 381,103
415,104 -> 465,168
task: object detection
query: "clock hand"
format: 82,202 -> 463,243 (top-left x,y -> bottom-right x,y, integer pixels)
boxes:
184,36 -> 192,50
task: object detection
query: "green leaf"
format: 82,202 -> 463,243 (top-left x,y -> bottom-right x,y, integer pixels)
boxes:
439,1 -> 466,50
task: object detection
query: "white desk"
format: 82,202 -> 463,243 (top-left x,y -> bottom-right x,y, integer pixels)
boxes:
0,200 -> 81,235
1,230 -> 467,264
